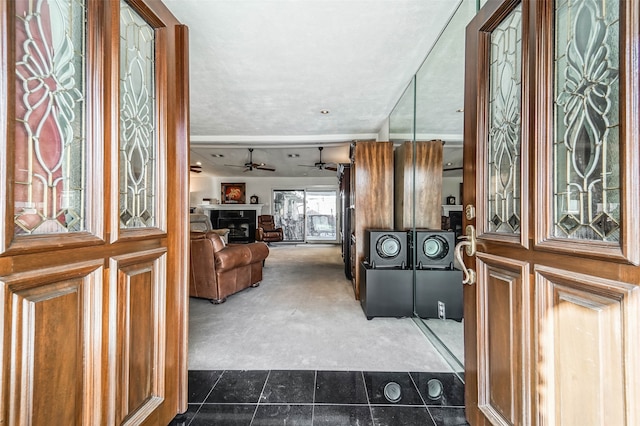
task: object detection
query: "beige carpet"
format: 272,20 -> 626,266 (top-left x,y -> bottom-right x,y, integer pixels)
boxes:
188,244 -> 453,372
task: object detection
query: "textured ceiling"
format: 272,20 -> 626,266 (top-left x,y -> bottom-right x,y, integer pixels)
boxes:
163,0 -> 469,177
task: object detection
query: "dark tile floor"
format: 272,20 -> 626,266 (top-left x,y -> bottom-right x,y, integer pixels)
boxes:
169,370 -> 469,426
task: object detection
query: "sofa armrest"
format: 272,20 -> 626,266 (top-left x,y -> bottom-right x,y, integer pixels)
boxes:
215,245 -> 252,270
246,242 -> 269,263
189,235 -> 218,299
209,228 -> 230,244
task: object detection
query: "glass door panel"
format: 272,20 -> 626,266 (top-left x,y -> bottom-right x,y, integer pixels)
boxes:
305,190 -> 337,242
552,0 -> 620,243
119,0 -> 157,229
14,0 -> 87,236
486,4 -> 522,235
273,190 -> 305,242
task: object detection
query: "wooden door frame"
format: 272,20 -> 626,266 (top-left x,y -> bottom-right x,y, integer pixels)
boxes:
0,0 -> 189,422
464,0 -> 640,424
463,0 -> 530,423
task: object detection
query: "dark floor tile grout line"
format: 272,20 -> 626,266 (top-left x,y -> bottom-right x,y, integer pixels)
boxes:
206,371 -> 225,401
409,371 -> 438,425
312,402 -> 370,407
186,370 -> 226,426
409,372 -> 428,407
249,369 -> 271,425
199,402 -> 267,406
361,371 -> 376,426
311,370 -> 317,425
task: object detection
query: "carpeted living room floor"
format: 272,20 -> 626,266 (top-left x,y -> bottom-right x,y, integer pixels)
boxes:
188,243 -> 453,373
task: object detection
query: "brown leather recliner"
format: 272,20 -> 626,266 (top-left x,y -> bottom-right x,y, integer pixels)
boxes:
190,213 -> 230,242
256,215 -> 284,243
189,231 -> 269,303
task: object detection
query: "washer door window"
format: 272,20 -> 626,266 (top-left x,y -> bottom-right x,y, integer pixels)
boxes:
422,235 -> 450,260
376,235 -> 402,259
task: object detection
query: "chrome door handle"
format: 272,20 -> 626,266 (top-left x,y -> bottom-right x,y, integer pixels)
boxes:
454,225 -> 477,285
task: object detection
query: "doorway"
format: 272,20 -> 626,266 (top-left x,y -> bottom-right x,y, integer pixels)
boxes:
305,190 -> 337,242
272,189 -> 339,244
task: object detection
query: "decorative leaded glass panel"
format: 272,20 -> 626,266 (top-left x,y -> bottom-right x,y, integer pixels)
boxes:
486,4 -> 522,234
119,0 -> 156,228
553,0 -> 620,242
14,0 -> 87,235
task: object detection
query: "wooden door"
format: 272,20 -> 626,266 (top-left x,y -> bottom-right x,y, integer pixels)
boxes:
463,0 -> 639,424
0,0 -> 189,424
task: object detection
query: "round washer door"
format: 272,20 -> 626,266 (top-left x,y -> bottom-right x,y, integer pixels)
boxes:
376,235 -> 401,259
422,235 -> 449,260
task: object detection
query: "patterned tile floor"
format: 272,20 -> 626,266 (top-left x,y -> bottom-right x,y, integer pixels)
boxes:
169,370 -> 469,425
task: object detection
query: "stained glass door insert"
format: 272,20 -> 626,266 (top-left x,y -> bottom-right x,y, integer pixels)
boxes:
119,0 -> 157,229
552,0 -> 620,242
486,3 -> 522,235
14,0 -> 87,235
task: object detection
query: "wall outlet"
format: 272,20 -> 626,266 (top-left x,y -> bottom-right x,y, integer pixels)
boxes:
438,301 -> 446,319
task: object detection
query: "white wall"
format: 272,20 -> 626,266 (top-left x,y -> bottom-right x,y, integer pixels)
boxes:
190,174 -> 338,215
192,172 -> 460,213
377,117 -> 390,141
442,176 -> 463,205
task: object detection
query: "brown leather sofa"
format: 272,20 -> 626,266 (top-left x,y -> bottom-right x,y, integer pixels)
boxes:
189,231 -> 269,303
255,215 -> 284,243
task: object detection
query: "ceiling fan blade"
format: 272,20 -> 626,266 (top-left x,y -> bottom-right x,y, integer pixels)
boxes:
224,163 -> 247,168
298,147 -> 336,171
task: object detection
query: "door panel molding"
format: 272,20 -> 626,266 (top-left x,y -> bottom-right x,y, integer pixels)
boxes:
0,260 -> 104,425
534,265 -> 639,425
108,247 -> 167,425
476,252 -> 530,426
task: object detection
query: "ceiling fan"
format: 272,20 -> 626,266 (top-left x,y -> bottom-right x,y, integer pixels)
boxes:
299,147 -> 338,172
190,163 -> 202,173
225,148 -> 276,172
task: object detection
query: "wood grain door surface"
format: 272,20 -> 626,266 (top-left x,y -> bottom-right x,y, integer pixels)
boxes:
463,0 -> 639,425
1,0 -> 189,424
